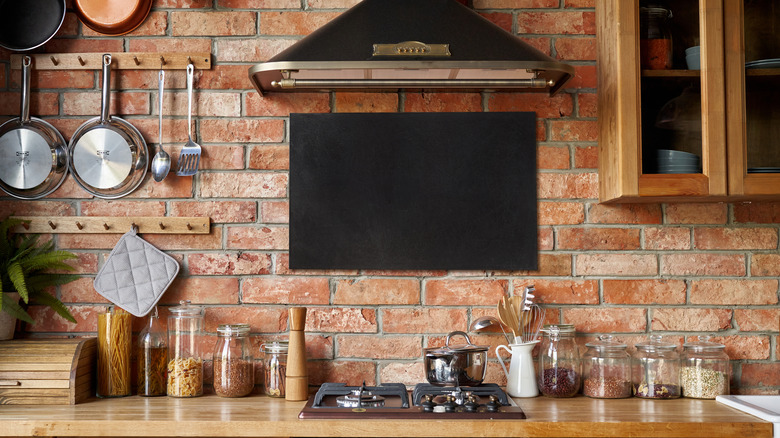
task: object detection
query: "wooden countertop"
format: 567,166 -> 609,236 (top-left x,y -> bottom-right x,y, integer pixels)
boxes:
0,394 -> 772,438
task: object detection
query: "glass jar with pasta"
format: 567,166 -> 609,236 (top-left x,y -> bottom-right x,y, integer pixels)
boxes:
97,307 -> 132,398
167,300 -> 204,397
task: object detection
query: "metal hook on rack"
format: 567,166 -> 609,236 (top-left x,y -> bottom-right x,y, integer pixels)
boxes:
103,223 -> 110,231
133,56 -> 141,66
76,222 -> 83,230
47,221 -> 56,230
160,56 -> 166,67
49,56 -> 58,66
77,56 -> 86,66
158,222 -> 165,230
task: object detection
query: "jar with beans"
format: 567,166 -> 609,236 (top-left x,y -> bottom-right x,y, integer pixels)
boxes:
680,335 -> 729,399
582,335 -> 632,399
538,324 -> 580,398
213,323 -> 254,398
632,335 -> 680,399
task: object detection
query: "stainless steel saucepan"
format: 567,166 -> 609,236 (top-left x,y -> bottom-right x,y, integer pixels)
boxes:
423,331 -> 489,387
68,54 -> 148,199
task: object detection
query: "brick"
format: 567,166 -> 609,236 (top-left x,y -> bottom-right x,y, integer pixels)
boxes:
127,39 -> 213,58
565,65 -> 597,89
538,201 -> 584,225
306,307 -> 377,333
246,92 -> 330,116
196,65 -> 255,90
538,227 -> 554,250
81,201 -> 165,217
752,254 -> 780,276
474,0 -> 558,7
0,64 -> 5,88
565,0 -> 595,7
741,363 -> 780,387
517,11 -> 596,35
60,278 -> 109,304
0,92 -> 58,116
199,173 -> 287,198
155,0 -> 214,7
651,308 -> 732,331
335,279 -> 420,305
220,0 -> 299,8
248,145 -> 289,170
58,13 -> 79,36
603,279 -> 686,305
480,12 -> 512,32
558,227 -> 641,250
690,280 -> 778,305
382,308 -> 468,334
260,201 -> 289,223
379,362 -> 426,387
363,269 -> 447,277
577,93 -> 598,119
275,253 -> 358,276
520,37 -> 552,55
510,253 -> 572,276
538,146 -> 570,170
60,253 -> 99,275
735,309 -> 780,332
662,253 -> 746,276
10,70 -> 94,89
171,11 -> 256,36
187,252 -> 271,275
555,37 -> 597,61
204,306 -> 286,333
47,179 -> 93,199
171,200 -> 257,223
132,118 -> 190,143
588,203 -> 663,224
334,93 -> 399,113
694,227 -> 778,250
227,226 -> 288,250
200,119 -> 285,143
83,11 -> 167,37
712,335 -> 771,360
125,175 -> 193,199
733,202 -> 780,224
160,92 -> 241,117
487,92 -> 573,118
260,11 -> 340,36
666,203 -> 728,224
59,234 -> 122,250
404,93 -> 482,112
243,277 -> 330,304
338,335 -> 421,359
307,0 -> 360,8
0,201 -> 74,216
538,173 -> 598,199
563,308 -> 646,333
159,277 -> 240,305
44,39 -> 124,53
25,305 -> 103,333
520,279 -> 598,304
216,38 -> 295,63
142,227 -> 223,250
575,254 -> 658,276
424,280 -> 507,306
198,145 -> 245,170
644,227 -> 692,250
550,120 -> 598,141
309,360 -> 376,387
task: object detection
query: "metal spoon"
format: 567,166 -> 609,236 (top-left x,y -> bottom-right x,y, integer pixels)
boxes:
150,68 -> 170,182
471,315 -> 512,345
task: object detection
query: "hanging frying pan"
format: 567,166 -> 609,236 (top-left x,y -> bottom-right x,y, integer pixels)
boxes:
0,56 -> 68,200
74,0 -> 152,36
68,54 -> 148,199
0,0 -> 66,51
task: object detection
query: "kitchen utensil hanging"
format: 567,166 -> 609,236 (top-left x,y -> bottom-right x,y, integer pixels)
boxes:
0,0 -> 66,51
151,67 -> 171,182
0,56 -> 68,200
177,63 -> 201,176
68,54 -> 148,199
74,0 -> 152,36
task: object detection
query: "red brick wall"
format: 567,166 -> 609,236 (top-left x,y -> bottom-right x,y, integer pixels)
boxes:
0,0 -> 778,394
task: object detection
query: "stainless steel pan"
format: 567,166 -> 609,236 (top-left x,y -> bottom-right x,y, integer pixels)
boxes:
68,54 -> 148,199
0,56 -> 68,200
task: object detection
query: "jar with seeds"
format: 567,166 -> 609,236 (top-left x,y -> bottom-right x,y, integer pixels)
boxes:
582,335 -> 632,399
680,335 -> 729,399
538,324 -> 580,397
632,335 -> 680,399
213,323 -> 254,398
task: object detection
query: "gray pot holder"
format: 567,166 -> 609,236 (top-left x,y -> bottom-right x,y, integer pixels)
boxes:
94,228 -> 180,317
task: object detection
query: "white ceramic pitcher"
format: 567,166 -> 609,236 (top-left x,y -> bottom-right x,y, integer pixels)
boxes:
496,341 -> 539,398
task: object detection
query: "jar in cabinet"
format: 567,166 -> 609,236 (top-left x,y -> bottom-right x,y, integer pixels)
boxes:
262,341 -> 288,398
538,324 -> 580,397
167,300 -> 204,397
213,323 -> 254,397
640,6 -> 673,69
632,335 -> 680,399
680,335 -> 729,399
582,335 -> 632,399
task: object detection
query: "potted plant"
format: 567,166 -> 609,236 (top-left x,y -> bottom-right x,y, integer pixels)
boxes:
1,217 -> 78,340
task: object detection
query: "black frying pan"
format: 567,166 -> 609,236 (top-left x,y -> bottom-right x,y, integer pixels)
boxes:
0,0 -> 66,51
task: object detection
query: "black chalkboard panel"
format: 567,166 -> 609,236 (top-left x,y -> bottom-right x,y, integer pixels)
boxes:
289,112 -> 537,270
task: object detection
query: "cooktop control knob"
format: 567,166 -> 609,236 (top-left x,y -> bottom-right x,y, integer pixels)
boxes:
463,395 -> 479,412
441,395 -> 456,413
421,394 -> 435,413
486,395 -> 501,413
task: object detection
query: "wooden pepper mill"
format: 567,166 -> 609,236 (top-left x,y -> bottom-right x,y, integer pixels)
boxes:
285,307 -> 308,401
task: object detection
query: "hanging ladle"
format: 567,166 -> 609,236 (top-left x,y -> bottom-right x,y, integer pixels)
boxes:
150,68 -> 170,182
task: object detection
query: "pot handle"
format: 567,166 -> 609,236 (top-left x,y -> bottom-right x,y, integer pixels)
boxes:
100,54 -> 112,123
20,56 -> 31,123
495,344 -> 511,380
445,330 -> 473,348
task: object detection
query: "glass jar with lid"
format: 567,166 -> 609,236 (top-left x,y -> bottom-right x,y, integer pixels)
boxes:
640,6 -> 673,69
213,323 -> 254,398
632,334 -> 680,399
680,335 -> 730,399
538,324 -> 580,397
167,300 -> 204,397
582,335 -> 632,399
261,341 -> 289,398
137,306 -> 167,396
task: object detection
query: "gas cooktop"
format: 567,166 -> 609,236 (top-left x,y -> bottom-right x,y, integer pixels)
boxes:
298,382 -> 526,419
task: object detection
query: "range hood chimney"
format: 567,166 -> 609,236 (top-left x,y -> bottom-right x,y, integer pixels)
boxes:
249,0 -> 574,96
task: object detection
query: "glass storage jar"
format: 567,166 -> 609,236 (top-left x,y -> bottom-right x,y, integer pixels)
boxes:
538,324 -> 580,397
97,307 -> 132,398
680,335 -> 730,399
167,300 -> 204,397
582,335 -> 632,399
262,341 -> 289,398
640,6 -> 673,69
632,334 -> 680,399
213,323 -> 254,397
137,307 -> 167,396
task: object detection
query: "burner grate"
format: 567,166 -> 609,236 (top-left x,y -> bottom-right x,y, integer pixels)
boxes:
313,382 -> 409,408
411,383 -> 510,406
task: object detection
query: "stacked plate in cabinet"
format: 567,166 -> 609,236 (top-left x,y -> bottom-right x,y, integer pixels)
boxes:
657,149 -> 701,174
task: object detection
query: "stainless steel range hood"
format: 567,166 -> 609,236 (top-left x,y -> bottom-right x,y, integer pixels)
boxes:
248,0 -> 574,96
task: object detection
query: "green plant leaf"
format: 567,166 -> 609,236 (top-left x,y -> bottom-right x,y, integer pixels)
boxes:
7,262 -> 28,302
1,293 -> 33,324
19,251 -> 78,273
30,291 -> 76,323
26,274 -> 79,291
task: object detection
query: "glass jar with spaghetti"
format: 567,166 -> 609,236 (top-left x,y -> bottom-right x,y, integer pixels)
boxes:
97,307 -> 132,398
261,341 -> 288,398
167,300 -> 204,397
213,323 -> 254,398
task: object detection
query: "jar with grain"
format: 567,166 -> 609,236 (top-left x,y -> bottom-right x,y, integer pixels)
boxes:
213,323 -> 254,398
632,335 -> 680,399
680,335 -> 729,399
582,335 -> 632,399
538,324 -> 580,398
262,341 -> 288,398
640,6 -> 673,69
167,300 -> 204,398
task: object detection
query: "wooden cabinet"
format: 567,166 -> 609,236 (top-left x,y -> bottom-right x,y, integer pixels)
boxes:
597,0 -> 780,203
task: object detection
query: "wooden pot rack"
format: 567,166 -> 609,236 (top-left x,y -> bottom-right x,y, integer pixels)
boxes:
10,216 -> 210,235
9,52 -> 211,70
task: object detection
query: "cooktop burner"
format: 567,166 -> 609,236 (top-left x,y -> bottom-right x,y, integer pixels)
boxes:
298,382 -> 525,420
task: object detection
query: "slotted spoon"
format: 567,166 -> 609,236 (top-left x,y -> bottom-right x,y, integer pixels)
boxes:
176,63 -> 200,176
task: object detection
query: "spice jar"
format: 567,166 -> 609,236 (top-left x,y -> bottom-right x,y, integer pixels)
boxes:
167,300 -> 204,397
640,6 -> 673,69
632,335 -> 680,399
582,335 -> 632,399
137,307 -> 167,396
262,341 -> 288,398
680,335 -> 730,399
538,324 -> 580,397
213,323 -> 254,398
97,307 -> 132,398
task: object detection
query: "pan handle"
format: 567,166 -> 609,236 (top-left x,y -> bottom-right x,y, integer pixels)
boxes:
20,56 -> 32,123
100,54 -> 112,123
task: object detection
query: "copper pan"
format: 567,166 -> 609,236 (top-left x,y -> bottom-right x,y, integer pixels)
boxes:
74,0 -> 152,36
